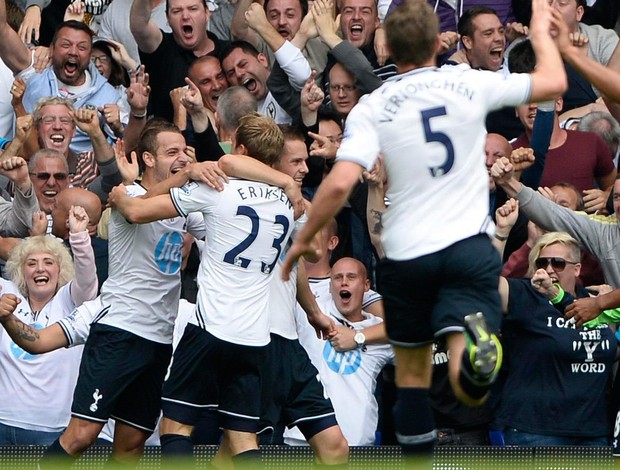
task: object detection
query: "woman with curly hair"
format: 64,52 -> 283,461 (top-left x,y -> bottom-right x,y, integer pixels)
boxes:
0,206 -> 98,445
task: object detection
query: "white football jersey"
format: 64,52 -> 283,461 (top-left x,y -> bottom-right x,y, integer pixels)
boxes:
337,66 -> 532,260
57,297 -> 103,347
171,179 -> 295,346
97,184 -> 205,344
286,299 -> 393,446
0,279 -> 82,432
258,91 -> 293,125
269,214 -> 307,340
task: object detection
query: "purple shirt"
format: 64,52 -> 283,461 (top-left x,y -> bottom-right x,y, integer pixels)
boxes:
387,0 -> 515,33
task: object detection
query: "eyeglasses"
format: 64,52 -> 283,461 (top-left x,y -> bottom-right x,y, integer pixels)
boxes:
534,257 -> 578,272
91,55 -> 110,65
39,115 -> 73,125
30,172 -> 69,181
329,84 -> 357,93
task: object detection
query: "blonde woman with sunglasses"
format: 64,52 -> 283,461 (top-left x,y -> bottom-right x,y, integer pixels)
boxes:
495,203 -> 615,446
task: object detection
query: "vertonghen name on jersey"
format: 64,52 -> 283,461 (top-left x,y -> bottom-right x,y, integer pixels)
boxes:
379,79 -> 475,123
236,185 -> 293,210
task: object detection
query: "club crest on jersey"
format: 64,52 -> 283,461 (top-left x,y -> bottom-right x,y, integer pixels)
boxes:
266,102 -> 276,119
322,341 -> 362,375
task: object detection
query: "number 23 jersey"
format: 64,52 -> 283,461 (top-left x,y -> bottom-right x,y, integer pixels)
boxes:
171,179 -> 295,347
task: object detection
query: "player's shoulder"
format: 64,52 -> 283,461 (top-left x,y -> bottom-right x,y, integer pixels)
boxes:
125,183 -> 146,198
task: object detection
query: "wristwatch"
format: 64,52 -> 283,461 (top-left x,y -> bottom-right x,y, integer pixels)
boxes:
354,331 -> 366,349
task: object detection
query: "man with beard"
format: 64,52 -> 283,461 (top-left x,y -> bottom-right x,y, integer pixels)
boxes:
130,0 -> 231,122
0,4 -> 124,153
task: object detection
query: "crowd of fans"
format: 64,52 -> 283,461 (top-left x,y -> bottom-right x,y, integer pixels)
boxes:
0,0 -> 619,465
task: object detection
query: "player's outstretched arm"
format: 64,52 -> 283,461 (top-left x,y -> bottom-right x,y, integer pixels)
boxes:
0,294 -> 68,353
296,263 -> 335,339
527,0 -> 568,102
218,154 -> 305,217
108,185 -> 179,223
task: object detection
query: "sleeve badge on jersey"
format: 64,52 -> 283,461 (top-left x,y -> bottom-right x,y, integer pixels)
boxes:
181,182 -> 198,194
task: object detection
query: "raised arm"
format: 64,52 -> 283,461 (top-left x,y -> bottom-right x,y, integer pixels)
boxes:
0,157 -> 38,237
364,157 -> 386,260
74,108 -> 115,165
313,0 -> 381,93
552,11 -> 620,103
527,0 -> 568,102
130,0 -> 163,54
68,206 -> 98,306
493,198 -> 519,257
231,0 -> 261,47
18,0 -> 50,44
0,0 -> 32,73
245,3 -> 311,89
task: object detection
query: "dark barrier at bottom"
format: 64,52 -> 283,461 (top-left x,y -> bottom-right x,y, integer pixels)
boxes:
0,445 -> 613,469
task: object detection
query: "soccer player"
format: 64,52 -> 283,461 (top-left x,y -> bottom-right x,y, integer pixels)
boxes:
219,126 -> 350,466
282,0 -> 567,458
109,113 -> 296,469
37,120 -> 207,468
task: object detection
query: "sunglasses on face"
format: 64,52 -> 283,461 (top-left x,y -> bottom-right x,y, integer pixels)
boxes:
30,172 -> 69,181
534,257 -> 578,272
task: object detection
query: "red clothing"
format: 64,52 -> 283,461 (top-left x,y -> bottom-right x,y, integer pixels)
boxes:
512,130 -> 614,193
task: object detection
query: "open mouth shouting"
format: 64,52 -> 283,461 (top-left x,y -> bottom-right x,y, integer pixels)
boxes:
62,58 -> 80,81
339,289 -> 352,305
242,77 -> 258,95
182,24 -> 194,37
277,27 -> 291,39
489,46 -> 504,63
349,23 -> 364,41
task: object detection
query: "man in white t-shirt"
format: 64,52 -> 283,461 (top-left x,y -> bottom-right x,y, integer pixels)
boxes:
283,0 -> 567,457
285,257 -> 393,446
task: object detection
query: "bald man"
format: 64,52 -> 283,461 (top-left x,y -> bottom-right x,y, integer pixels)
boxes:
51,188 -> 102,239
51,188 -> 108,291
485,133 -> 512,193
188,55 -> 229,113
